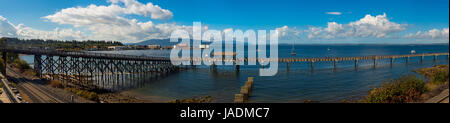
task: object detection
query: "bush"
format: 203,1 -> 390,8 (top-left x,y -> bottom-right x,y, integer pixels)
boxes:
414,65 -> 449,89
49,80 -> 63,88
64,88 -> 99,101
432,70 -> 449,84
13,59 -> 31,71
366,75 -> 426,103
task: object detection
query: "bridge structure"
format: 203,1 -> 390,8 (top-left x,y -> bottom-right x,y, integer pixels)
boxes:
1,48 -> 179,92
1,47 -> 449,91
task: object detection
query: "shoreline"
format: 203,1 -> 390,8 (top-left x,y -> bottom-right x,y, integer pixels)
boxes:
7,50 -> 450,103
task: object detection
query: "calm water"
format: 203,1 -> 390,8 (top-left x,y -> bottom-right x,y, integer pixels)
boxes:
21,44 -> 449,102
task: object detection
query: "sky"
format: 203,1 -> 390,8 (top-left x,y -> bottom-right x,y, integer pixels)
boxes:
0,0 -> 448,44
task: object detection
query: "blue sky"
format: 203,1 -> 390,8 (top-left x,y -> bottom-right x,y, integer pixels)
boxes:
0,0 -> 448,44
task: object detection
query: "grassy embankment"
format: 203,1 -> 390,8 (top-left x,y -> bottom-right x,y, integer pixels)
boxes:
365,65 -> 449,103
49,78 -> 150,103
48,79 -> 100,102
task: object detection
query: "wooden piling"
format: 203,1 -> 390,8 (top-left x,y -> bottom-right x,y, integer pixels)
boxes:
245,82 -> 253,95
333,59 -> 338,71
421,55 -> 424,63
406,56 -> 410,64
248,77 -> 254,82
373,57 -> 378,68
234,94 -> 245,103
391,57 -> 395,66
240,86 -> 249,99
287,62 -> 290,72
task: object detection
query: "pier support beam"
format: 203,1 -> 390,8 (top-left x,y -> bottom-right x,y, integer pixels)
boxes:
390,57 -> 395,67
406,56 -> 410,64
210,62 -> 216,71
1,52 -> 6,75
286,62 -> 290,72
354,59 -> 359,70
421,55 -> 424,63
373,57 -> 378,68
34,55 -> 42,77
434,55 -> 437,61
333,59 -> 338,71
311,60 -> 315,72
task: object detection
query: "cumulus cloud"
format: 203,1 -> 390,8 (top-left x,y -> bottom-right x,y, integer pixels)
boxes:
1,15 -> 88,40
306,13 -> 406,39
41,0 -> 200,43
44,0 -> 172,26
15,24 -> 88,40
404,28 -> 449,40
0,16 -> 18,37
326,12 -> 342,15
275,26 -> 301,38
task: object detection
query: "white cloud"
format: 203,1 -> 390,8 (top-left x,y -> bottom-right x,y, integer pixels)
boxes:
1,15 -> 88,40
0,16 -> 18,37
405,28 -> 449,40
325,22 -> 343,34
112,0 -> 173,20
15,24 -> 88,40
276,26 -> 301,37
306,13 -> 406,39
41,0 -> 200,43
326,12 -> 342,15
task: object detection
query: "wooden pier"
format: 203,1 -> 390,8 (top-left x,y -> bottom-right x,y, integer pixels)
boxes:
1,48 -> 178,92
276,53 -> 449,71
1,47 -> 448,92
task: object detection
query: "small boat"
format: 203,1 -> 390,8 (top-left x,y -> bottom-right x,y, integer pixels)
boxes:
327,48 -> 331,51
291,51 -> 296,56
411,50 -> 416,54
